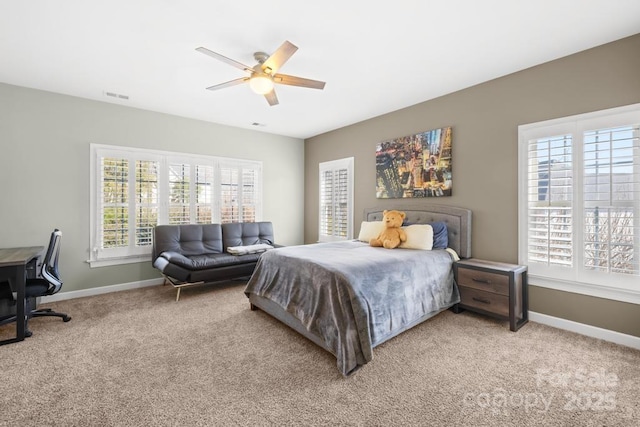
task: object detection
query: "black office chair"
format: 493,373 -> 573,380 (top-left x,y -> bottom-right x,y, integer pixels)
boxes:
0,229 -> 71,336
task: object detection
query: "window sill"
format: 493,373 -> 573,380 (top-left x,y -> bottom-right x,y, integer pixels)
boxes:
529,274 -> 640,305
87,255 -> 152,268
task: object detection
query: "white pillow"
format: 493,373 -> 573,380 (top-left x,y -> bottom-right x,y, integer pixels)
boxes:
357,221 -> 386,243
399,224 -> 434,250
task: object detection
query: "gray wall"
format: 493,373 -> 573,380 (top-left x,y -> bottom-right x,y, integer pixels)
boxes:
304,34 -> 640,337
0,83 -> 305,293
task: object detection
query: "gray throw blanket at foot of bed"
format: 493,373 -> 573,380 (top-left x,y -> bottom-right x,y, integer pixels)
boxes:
244,241 -> 460,376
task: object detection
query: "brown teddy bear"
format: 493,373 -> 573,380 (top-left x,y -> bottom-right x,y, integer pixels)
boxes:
370,210 -> 407,249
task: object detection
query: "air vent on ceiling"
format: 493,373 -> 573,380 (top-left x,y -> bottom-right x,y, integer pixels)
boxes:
104,91 -> 130,100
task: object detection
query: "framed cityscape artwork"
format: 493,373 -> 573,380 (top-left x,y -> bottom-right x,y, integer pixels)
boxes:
375,126 -> 452,198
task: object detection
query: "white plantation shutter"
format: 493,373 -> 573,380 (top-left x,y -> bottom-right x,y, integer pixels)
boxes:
241,168 -> 259,222
196,165 -> 214,224
220,167 -> 239,223
526,134 -> 573,267
94,150 -> 160,260
219,161 -> 261,224
101,157 -> 129,249
319,169 -> 334,237
319,158 -> 354,242
168,163 -> 191,224
583,125 -> 639,275
90,144 -> 262,266
135,160 -> 159,246
167,160 -> 217,224
519,104 -> 640,303
334,168 -> 349,237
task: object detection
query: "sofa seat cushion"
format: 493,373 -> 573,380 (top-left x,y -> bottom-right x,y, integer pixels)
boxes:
160,251 -> 261,270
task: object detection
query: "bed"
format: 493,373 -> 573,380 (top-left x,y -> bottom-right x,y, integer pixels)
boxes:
244,205 -> 472,376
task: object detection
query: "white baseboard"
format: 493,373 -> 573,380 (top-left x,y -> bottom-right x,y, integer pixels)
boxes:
529,311 -> 640,350
42,278 -> 164,303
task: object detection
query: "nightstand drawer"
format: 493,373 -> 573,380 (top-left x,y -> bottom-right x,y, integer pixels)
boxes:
459,286 -> 510,317
457,267 -> 509,296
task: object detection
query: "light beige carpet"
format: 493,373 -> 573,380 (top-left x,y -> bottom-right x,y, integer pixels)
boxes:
0,282 -> 638,426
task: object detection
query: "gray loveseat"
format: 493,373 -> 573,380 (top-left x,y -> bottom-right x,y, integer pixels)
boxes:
152,222 -> 276,300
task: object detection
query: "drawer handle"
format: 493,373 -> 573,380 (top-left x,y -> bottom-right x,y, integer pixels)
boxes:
472,297 -> 491,305
472,278 -> 491,284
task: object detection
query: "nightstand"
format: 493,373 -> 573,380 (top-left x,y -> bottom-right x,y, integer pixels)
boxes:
453,258 -> 528,331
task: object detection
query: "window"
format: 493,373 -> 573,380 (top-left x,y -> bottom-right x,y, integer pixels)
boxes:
219,161 -> 260,223
319,157 -> 354,242
518,104 -> 640,303
166,160 -> 218,225
168,163 -> 191,225
90,144 -> 262,267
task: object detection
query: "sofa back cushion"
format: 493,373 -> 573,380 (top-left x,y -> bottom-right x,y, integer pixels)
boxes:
153,224 -> 223,260
221,222 -> 274,251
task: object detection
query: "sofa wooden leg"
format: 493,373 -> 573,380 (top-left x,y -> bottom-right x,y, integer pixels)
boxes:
250,303 -> 258,311
176,288 -> 181,302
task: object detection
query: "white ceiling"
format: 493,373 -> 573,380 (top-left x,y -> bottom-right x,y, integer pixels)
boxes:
2,1 -> 639,139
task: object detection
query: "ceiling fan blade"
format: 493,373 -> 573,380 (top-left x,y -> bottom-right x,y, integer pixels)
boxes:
262,41 -> 298,75
264,89 -> 279,106
273,73 -> 326,90
206,77 -> 249,91
196,47 -> 254,74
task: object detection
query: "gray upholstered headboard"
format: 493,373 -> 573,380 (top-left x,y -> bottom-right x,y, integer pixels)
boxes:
364,205 -> 472,258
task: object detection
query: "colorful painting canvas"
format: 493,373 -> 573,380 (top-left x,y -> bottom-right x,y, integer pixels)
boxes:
375,127 -> 452,198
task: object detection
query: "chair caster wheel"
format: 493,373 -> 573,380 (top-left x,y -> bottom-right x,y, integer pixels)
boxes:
25,330 -> 33,337
63,316 -> 71,322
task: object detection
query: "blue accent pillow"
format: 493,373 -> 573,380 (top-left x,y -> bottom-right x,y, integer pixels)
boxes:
401,220 -> 449,249
430,222 -> 448,249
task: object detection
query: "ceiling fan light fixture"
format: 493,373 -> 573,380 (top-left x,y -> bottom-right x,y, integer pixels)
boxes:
249,74 -> 274,94
198,41 -> 325,106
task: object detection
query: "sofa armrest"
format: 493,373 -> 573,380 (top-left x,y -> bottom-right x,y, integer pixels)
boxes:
158,251 -> 194,269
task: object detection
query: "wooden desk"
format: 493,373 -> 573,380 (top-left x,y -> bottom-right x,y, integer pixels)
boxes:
0,246 -> 43,345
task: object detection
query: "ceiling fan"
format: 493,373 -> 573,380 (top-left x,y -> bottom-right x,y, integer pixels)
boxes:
196,40 -> 325,106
